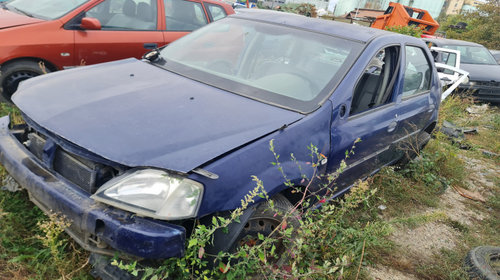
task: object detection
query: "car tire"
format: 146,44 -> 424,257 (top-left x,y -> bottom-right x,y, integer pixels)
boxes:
0,60 -> 49,102
228,194 -> 298,262
464,246 -> 500,280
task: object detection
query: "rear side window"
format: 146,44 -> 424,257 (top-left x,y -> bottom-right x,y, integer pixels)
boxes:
165,0 -> 208,31
402,46 -> 431,98
206,3 -> 226,21
350,46 -> 400,115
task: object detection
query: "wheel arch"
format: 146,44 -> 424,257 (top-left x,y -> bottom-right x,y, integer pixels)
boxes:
424,121 -> 437,135
1,57 -> 58,73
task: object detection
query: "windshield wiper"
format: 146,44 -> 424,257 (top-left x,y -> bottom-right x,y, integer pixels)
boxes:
12,7 -> 34,18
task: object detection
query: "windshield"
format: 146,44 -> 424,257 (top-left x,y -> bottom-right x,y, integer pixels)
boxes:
443,44 -> 497,65
6,0 -> 88,20
159,18 -> 363,113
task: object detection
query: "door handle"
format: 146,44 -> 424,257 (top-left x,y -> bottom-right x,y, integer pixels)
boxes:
387,121 -> 397,133
143,43 -> 158,50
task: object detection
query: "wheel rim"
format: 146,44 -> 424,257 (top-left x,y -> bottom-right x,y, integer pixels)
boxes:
237,216 -> 285,256
3,70 -> 39,96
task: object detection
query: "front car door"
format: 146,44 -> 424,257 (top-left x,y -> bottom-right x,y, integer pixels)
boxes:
72,0 -> 164,66
328,44 -> 403,191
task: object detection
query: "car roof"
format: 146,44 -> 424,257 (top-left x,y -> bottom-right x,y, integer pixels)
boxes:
424,37 -> 484,47
230,9 -> 395,44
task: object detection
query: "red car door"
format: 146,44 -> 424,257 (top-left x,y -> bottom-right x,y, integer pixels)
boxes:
74,0 -> 164,66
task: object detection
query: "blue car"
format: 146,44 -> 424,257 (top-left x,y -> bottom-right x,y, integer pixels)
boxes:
0,9 -> 440,268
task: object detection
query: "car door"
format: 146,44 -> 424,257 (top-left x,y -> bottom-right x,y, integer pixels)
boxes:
73,0 -> 164,66
393,45 -> 435,159
163,0 -> 209,45
430,46 -> 461,86
328,45 -> 403,190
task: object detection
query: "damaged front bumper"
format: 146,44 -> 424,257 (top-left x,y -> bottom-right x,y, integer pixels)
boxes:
458,83 -> 500,103
0,115 -> 186,259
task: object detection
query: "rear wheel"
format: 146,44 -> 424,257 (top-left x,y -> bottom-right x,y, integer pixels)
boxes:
1,60 -> 49,102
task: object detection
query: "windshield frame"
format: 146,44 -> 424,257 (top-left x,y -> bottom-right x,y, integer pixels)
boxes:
5,0 -> 89,20
156,18 -> 365,114
442,44 -> 497,65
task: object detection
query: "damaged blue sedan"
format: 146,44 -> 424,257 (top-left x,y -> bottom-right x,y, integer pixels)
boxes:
0,9 -> 440,270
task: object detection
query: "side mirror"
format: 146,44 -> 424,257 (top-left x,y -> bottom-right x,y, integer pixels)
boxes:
80,17 -> 101,30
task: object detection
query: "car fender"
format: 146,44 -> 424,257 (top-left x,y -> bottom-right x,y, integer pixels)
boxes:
192,102 -> 333,217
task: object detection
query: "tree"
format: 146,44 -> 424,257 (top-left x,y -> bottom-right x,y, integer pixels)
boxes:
439,0 -> 500,49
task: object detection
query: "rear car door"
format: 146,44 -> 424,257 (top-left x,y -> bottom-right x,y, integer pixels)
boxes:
329,45 -> 403,190
393,45 -> 435,158
73,0 -> 164,66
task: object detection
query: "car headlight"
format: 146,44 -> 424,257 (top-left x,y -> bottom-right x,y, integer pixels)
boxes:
463,81 -> 476,87
91,169 -> 203,220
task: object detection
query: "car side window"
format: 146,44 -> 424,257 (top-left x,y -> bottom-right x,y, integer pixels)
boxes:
402,46 -> 431,98
206,3 -> 226,21
86,0 -> 157,30
165,0 -> 208,31
350,46 -> 400,115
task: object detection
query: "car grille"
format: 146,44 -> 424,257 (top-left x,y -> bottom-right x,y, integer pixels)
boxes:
25,131 -> 116,194
475,81 -> 500,87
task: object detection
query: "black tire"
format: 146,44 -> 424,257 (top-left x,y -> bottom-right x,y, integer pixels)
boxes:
464,246 -> 500,280
229,194 -> 299,262
0,60 -> 49,102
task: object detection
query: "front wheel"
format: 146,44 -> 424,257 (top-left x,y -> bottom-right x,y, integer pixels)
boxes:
229,194 -> 298,261
1,60 -> 49,102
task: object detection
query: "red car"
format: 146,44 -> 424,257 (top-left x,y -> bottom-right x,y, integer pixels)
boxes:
0,0 -> 234,100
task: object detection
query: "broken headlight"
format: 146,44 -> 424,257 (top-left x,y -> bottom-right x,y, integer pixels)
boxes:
91,169 -> 203,220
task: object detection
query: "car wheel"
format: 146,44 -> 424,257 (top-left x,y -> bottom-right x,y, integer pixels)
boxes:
464,246 -> 500,280
229,194 -> 298,263
1,60 -> 49,102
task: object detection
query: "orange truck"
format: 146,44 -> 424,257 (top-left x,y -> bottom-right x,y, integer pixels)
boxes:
371,2 -> 439,35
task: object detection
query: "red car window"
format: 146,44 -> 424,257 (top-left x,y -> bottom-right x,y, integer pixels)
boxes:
87,0 -> 158,30
164,0 -> 208,31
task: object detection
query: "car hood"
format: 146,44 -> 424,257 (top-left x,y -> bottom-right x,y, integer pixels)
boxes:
461,63 -> 500,82
0,8 -> 44,29
13,59 -> 303,173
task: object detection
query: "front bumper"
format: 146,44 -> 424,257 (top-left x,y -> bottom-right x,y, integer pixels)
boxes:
0,116 -> 186,259
458,83 -> 500,103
